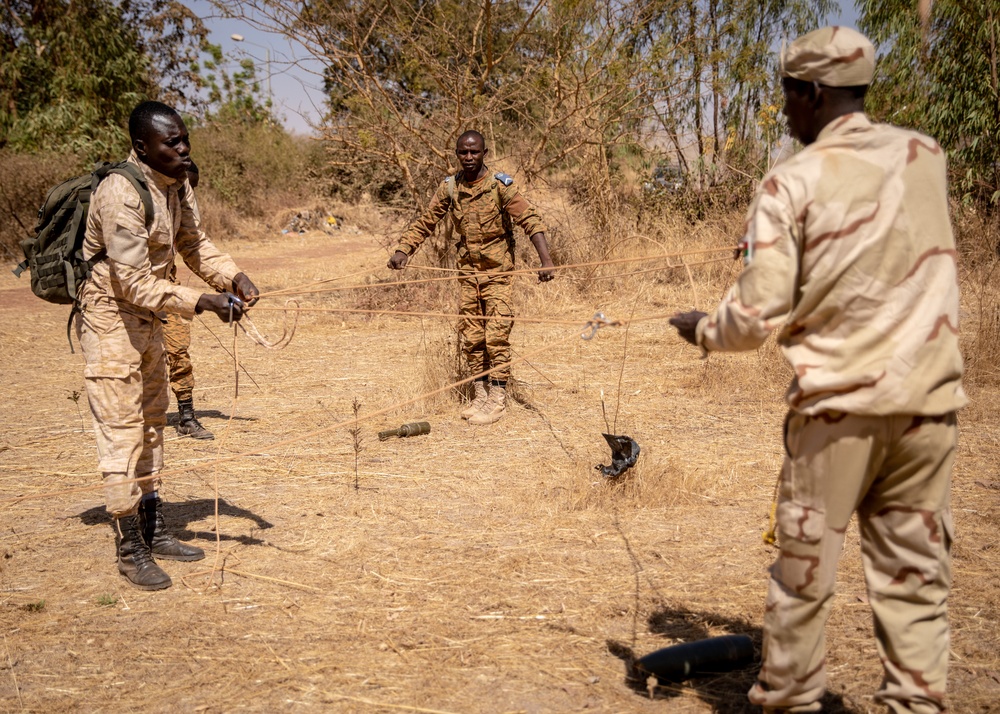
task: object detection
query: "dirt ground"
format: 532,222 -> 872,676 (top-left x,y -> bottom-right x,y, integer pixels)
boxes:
1,217 -> 998,714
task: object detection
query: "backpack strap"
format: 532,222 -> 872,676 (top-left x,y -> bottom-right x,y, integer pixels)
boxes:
66,306 -> 79,355
65,162 -> 152,304
491,174 -> 513,237
100,162 -> 155,230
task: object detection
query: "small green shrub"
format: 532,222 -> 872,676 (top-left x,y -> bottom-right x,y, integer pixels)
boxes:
96,594 -> 117,607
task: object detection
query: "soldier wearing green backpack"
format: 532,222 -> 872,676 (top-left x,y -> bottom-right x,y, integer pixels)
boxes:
76,101 -> 259,590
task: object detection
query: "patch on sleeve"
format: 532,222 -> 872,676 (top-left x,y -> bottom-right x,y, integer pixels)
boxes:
109,224 -> 150,268
494,172 -> 514,187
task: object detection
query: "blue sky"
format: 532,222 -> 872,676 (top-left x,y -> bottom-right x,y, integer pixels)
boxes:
188,0 -> 861,136
187,0 -> 326,135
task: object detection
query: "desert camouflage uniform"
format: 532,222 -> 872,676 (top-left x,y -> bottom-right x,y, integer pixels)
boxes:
394,169 -> 546,380
77,152 -> 239,517
696,104 -> 966,714
162,263 -> 195,403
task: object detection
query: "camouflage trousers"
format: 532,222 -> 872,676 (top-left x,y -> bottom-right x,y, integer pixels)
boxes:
76,302 -> 168,517
749,411 -> 956,713
162,311 -> 194,402
459,274 -> 513,381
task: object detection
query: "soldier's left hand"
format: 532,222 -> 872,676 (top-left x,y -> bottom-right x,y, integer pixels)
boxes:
232,272 -> 260,307
669,310 -> 707,346
538,261 -> 555,282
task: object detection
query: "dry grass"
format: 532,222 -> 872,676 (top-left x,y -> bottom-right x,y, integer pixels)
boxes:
1,199 -> 999,713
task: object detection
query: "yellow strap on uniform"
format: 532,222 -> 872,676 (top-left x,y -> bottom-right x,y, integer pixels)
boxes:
763,501 -> 778,546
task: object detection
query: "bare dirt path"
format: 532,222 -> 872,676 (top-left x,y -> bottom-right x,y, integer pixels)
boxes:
1,226 -> 998,713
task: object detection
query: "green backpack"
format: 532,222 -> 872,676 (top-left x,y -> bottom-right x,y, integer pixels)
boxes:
12,161 -> 154,305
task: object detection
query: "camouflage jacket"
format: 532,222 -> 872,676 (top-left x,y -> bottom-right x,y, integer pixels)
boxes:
81,152 -> 240,320
394,168 -> 547,272
697,113 -> 966,416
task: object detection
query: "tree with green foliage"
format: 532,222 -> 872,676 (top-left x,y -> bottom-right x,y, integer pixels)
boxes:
632,0 -> 833,183
2,0 -> 151,155
192,41 -> 274,125
860,0 -> 1000,208
1,0 -> 208,158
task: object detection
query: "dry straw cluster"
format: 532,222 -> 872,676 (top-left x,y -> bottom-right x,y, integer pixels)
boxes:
1,191 -> 998,712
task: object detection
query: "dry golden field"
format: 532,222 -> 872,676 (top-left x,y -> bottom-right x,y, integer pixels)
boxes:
1,195 -> 998,713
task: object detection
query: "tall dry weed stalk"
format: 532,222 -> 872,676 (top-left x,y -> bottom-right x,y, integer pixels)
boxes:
66,389 -> 85,433
349,397 -> 363,491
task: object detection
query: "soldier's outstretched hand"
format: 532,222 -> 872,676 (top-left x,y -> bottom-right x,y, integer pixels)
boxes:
669,310 -> 707,346
538,260 -> 555,282
388,251 -> 409,270
232,272 -> 259,306
196,293 -> 245,323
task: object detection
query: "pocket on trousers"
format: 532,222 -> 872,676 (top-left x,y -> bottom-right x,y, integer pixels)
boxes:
80,301 -> 123,338
487,294 -> 514,318
84,361 -> 134,380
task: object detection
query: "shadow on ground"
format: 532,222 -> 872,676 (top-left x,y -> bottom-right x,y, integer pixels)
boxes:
606,602 -> 860,713
77,498 -> 273,546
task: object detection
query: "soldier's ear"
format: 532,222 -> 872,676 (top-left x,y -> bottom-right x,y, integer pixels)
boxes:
809,81 -> 821,105
483,146 -> 489,157
133,139 -> 147,159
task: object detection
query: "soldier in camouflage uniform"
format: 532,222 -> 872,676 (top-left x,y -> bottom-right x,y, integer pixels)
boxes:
388,130 -> 555,425
162,162 -> 215,440
78,101 -> 259,590
670,27 -> 965,713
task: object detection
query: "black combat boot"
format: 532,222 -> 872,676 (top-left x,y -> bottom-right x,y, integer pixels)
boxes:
115,514 -> 172,590
139,496 -> 205,561
176,398 -> 214,440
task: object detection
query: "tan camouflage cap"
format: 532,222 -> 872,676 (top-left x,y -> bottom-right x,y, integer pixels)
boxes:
780,26 -> 875,87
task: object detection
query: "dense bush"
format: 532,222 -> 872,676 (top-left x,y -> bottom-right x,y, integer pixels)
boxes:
190,119 -> 322,219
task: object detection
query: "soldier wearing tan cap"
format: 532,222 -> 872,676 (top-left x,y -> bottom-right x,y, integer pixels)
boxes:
670,27 -> 963,713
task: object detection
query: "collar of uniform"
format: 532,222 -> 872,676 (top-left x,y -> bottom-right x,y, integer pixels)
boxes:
815,111 -> 872,143
127,150 -> 179,191
457,166 -> 492,193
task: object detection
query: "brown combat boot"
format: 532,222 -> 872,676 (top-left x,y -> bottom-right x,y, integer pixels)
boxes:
176,398 -> 214,440
140,496 -> 205,561
460,380 -> 490,420
115,514 -> 172,590
468,384 -> 507,425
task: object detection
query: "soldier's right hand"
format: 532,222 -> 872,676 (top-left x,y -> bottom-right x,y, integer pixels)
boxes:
387,251 -> 409,270
196,293 -> 244,323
